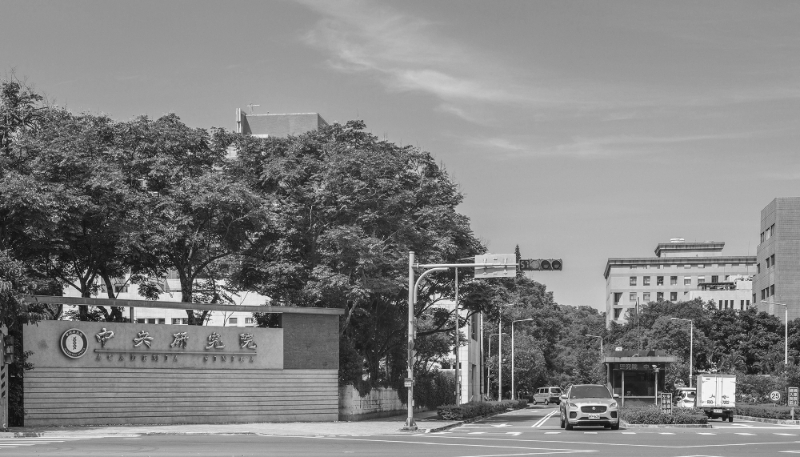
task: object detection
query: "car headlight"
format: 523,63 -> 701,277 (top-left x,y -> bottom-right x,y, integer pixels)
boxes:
609,401 -> 618,408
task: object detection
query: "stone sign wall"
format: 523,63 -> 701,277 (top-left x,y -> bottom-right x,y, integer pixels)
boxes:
23,317 -> 338,426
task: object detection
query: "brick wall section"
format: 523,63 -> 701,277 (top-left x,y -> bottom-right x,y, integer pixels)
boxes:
282,313 -> 339,370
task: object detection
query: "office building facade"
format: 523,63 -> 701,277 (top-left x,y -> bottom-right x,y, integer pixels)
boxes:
754,197 -> 800,323
604,240 -> 756,326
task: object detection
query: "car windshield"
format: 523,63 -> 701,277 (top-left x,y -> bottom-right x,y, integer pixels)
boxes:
569,386 -> 611,399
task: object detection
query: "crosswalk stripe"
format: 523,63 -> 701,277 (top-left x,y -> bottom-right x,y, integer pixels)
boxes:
735,432 -> 755,436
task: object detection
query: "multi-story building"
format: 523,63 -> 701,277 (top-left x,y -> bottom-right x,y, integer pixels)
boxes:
604,240 -> 757,326
754,197 -> 800,323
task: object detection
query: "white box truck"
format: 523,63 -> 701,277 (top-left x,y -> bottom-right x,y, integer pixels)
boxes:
696,374 -> 736,422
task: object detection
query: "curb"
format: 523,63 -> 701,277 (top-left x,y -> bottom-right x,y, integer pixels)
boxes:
621,421 -> 713,429
734,415 -> 800,425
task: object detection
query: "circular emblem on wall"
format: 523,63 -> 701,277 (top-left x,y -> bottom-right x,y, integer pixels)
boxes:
61,328 -> 88,359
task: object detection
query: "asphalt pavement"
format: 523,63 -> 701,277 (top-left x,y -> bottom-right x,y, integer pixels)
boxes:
5,406 -> 800,456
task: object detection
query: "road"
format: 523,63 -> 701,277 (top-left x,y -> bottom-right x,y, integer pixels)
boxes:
5,407 -> 800,456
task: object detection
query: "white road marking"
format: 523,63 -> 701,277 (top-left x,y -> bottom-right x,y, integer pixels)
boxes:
491,424 -> 512,428
544,432 -> 561,434
505,432 -> 522,436
0,435 -> 123,450
531,410 -> 559,428
735,433 -> 755,436
469,432 -> 486,435
776,433 -> 797,436
298,435 -> 592,454
659,432 -> 675,435
621,432 -> 636,434
583,432 -> 597,434
780,451 -> 800,454
697,432 -> 715,435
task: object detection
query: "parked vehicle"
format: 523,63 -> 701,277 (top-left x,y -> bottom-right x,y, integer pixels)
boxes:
675,387 -> 697,408
696,374 -> 736,422
532,386 -> 562,405
559,384 -> 620,430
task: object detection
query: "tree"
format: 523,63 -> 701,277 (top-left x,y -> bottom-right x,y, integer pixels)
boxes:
0,76 -> 44,157
116,114 -> 269,325
228,120 -> 485,386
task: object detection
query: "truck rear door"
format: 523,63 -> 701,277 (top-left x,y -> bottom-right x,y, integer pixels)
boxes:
698,376 -> 718,408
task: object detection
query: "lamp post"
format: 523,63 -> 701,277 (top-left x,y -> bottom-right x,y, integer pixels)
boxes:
511,318 -> 534,400
762,300 -> 790,365
486,332 -> 506,400
670,318 -> 693,387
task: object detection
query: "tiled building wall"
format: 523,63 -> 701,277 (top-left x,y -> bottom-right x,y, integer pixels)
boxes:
756,197 -> 800,322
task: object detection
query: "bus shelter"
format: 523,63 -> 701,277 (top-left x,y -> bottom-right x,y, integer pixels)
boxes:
603,351 -> 677,408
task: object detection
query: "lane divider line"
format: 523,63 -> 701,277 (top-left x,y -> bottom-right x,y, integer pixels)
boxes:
532,410 -> 559,428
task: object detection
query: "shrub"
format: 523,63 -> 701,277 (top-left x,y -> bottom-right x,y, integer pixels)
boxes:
735,404 -> 796,420
437,400 -> 527,420
621,406 -> 708,425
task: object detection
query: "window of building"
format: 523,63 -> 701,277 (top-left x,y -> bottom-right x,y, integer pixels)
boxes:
136,318 -> 146,324
761,231 -> 765,243
614,292 -> 622,304
630,265 -> 637,269
762,289 -> 766,300
684,277 -> 691,286
614,308 -> 622,319
684,264 -> 691,269
766,257 -> 771,268
643,276 -> 650,286
725,275 -> 730,281
698,264 -> 704,268
670,292 -> 677,301
770,284 -> 775,296
629,292 -> 637,302
746,300 -> 750,307
711,275 -> 718,283
228,318 -> 238,325
657,292 -> 664,301
245,317 -> 255,325
740,300 -> 745,310
643,292 -> 650,302
698,276 -> 705,284
670,276 -> 678,285
771,254 -> 776,267
630,276 -> 637,286
657,276 -> 664,286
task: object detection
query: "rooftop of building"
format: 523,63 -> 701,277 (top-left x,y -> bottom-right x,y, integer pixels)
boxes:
654,240 -> 725,257
236,110 -> 328,138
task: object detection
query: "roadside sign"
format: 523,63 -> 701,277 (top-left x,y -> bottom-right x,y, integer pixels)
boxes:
404,378 -> 414,387
474,254 -> 516,279
660,393 -> 672,414
789,387 -> 799,407
770,390 -> 782,403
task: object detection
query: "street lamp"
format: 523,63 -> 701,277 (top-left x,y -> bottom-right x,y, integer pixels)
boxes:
487,332 -> 506,400
511,318 -> 534,400
670,318 -> 693,388
762,300 -> 791,365
497,304 -> 515,400
585,334 -> 603,359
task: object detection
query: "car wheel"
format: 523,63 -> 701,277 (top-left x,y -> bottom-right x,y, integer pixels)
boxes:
565,421 -> 574,430
560,411 -> 565,429
728,415 -> 733,423
611,422 -> 620,431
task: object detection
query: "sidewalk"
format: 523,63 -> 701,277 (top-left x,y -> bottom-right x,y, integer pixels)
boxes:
1,410 -> 461,439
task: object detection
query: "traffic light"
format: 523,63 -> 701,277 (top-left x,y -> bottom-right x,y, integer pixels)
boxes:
519,259 -> 563,271
2,334 -> 14,365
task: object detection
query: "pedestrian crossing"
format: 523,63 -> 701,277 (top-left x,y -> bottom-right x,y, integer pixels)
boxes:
0,435 -> 128,451
437,428 -> 800,437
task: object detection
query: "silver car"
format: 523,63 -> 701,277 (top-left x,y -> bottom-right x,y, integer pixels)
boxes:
559,384 -> 620,430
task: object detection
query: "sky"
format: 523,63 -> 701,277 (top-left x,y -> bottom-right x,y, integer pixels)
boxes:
2,0 -> 799,312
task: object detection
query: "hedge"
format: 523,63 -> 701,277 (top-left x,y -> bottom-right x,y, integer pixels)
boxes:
620,406 -> 708,425
735,404 -> 796,420
437,400 -> 528,420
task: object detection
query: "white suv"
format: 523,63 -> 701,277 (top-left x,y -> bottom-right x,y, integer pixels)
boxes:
559,384 -> 620,430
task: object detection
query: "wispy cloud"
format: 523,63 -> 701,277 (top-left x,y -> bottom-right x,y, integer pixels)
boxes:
295,0 -> 524,106
466,131 -> 771,159
294,0 -> 800,126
